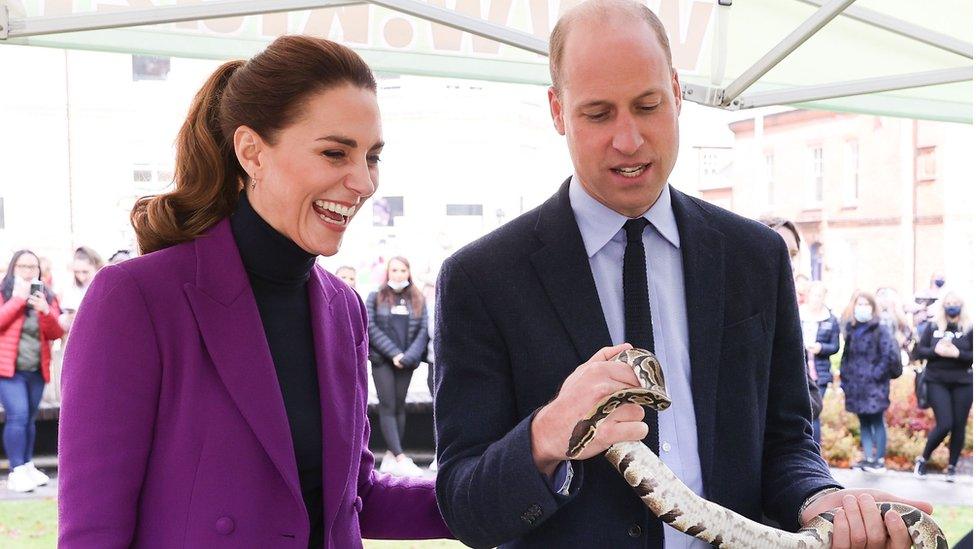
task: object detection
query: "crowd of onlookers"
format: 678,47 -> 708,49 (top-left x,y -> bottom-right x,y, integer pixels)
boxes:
764,217 -> 973,482
0,246 -> 130,491
0,239 -> 971,488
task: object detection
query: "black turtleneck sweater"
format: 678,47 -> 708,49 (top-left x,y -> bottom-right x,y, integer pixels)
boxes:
230,193 -> 324,548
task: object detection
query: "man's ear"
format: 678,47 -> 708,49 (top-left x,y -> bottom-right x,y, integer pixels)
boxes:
549,87 -> 566,136
671,68 -> 682,116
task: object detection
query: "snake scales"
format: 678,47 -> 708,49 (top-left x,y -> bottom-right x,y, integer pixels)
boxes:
565,349 -> 948,549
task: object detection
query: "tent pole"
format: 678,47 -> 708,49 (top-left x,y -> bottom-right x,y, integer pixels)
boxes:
796,0 -> 973,59
720,0 -> 856,105
734,67 -> 973,109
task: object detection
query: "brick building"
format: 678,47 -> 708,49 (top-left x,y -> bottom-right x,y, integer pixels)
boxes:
713,110 -> 974,312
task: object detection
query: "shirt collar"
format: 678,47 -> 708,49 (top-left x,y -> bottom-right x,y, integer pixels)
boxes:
569,175 -> 681,258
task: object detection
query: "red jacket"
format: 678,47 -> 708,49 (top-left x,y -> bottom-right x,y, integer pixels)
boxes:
0,295 -> 64,381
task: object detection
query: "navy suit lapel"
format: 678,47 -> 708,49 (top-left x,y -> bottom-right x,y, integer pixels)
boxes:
183,220 -> 305,514
530,180 -> 613,366
671,187 -> 725,493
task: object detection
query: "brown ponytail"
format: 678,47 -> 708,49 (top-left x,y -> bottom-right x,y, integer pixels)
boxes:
131,36 -> 376,254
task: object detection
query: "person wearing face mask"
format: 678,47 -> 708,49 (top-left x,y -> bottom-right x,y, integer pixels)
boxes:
912,292 -> 973,481
840,291 -> 902,474
58,36 -> 450,547
366,256 -> 429,477
0,250 -> 65,493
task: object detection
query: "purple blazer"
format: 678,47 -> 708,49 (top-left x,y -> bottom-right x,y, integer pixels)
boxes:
58,219 -> 451,548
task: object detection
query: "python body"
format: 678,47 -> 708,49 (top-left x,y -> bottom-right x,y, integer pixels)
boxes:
565,349 -> 947,549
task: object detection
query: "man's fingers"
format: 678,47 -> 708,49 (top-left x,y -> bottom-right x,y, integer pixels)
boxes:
588,343 -> 633,363
833,510 -> 852,549
843,495 -> 868,548
856,495 -> 886,549
598,419 -> 648,446
606,403 -> 645,423
883,510 -> 910,549
861,491 -> 933,515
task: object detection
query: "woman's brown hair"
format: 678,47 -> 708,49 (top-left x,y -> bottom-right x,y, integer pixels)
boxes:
842,290 -> 879,329
131,35 -> 377,254
378,256 -> 424,316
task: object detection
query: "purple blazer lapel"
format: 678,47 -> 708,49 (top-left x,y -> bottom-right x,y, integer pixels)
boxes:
308,268 -> 357,533
182,220 -> 304,512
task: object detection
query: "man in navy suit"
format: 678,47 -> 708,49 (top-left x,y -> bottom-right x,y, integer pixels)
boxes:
433,1 -> 930,547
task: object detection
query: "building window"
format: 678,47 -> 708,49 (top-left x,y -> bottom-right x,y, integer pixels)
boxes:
764,153 -> 775,205
916,146 -> 938,181
446,204 -> 483,216
133,167 -> 153,183
808,146 -> 824,203
132,55 -> 171,81
810,242 -> 823,281
695,146 -> 732,190
841,141 -> 859,205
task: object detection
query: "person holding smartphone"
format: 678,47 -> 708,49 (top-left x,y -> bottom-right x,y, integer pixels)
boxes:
0,249 -> 64,492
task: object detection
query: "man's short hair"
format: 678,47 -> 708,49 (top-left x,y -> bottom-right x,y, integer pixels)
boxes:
759,216 -> 801,248
549,0 -> 673,92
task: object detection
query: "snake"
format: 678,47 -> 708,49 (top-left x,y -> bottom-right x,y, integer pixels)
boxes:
566,348 -> 948,549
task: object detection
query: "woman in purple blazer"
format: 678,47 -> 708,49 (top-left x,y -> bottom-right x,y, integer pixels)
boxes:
58,36 -> 451,548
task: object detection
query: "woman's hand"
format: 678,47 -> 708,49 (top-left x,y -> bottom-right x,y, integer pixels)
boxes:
393,353 -> 405,368
27,292 -> 50,315
12,278 -> 31,300
934,338 -> 960,358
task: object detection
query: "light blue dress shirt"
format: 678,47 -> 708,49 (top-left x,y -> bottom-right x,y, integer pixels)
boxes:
567,175 -> 709,549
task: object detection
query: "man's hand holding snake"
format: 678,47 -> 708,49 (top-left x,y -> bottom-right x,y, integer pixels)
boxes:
801,490 -> 933,549
530,343 -> 646,476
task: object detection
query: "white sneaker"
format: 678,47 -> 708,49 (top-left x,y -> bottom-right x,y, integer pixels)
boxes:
379,453 -> 396,474
23,462 -> 49,487
394,457 -> 423,477
6,465 -> 38,493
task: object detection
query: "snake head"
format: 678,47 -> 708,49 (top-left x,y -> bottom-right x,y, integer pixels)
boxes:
614,348 -> 669,404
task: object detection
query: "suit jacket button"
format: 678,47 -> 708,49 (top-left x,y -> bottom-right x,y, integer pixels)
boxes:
215,516 -> 235,535
354,496 -> 364,512
627,524 -> 643,538
521,504 -> 542,524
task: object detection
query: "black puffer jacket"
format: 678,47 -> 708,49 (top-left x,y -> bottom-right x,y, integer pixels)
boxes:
366,289 -> 428,368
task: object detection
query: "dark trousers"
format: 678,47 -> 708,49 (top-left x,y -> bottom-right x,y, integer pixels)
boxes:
372,362 -> 413,455
813,384 -> 828,444
0,370 -> 46,468
922,379 -> 973,466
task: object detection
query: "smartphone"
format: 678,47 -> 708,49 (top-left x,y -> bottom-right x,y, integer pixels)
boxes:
30,280 -> 43,296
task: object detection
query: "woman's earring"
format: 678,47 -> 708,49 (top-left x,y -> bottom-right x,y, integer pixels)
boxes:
250,177 -> 257,191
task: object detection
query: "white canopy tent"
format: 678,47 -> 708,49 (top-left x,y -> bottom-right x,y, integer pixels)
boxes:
1,0 -> 972,122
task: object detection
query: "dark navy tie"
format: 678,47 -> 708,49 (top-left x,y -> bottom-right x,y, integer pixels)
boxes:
623,217 -> 664,547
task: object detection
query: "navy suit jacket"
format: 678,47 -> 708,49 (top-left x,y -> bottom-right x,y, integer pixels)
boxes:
433,181 -> 840,548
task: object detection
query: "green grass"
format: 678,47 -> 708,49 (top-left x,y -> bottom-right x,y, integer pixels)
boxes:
932,505 -> 974,547
0,499 -> 57,549
0,499 -> 970,548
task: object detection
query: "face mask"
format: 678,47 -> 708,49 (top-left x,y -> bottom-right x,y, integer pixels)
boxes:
945,305 -> 962,318
388,280 -> 409,292
934,278 -> 945,288
853,305 -> 873,323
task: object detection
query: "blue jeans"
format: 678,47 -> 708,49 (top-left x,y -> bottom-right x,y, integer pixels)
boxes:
857,411 -> 887,462
0,371 -> 46,468
812,384 -> 828,445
